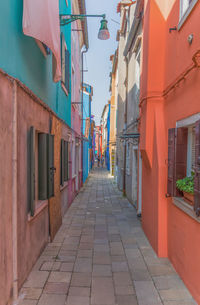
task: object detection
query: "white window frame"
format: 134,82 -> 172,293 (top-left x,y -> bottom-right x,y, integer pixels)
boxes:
186,125 -> 195,176
176,114 -> 200,177
135,42 -> 141,92
126,142 -> 130,175
178,0 -> 198,30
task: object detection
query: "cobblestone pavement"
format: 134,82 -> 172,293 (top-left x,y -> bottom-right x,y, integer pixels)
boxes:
19,168 -> 197,305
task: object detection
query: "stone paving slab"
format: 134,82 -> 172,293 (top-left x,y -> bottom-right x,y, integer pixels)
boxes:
18,168 -> 197,305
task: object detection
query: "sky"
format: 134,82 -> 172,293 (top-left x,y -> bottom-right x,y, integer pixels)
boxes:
84,0 -> 120,125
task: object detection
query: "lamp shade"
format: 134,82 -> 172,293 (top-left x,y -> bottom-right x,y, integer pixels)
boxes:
98,18 -> 110,40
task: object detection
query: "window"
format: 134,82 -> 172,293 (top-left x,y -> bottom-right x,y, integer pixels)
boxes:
167,120 -> 200,216
186,126 -> 195,176
28,127 -> 55,216
180,0 -> 193,18
179,0 -> 198,28
135,42 -> 141,93
72,65 -> 75,104
61,33 -> 70,96
85,118 -> 90,138
75,139 -> 79,176
126,142 -> 130,175
72,140 -> 76,178
60,139 -> 69,186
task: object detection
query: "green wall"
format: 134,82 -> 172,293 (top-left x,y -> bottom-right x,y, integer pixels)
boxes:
0,0 -> 71,125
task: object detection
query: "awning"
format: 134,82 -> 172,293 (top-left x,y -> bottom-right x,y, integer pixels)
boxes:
23,0 -> 61,82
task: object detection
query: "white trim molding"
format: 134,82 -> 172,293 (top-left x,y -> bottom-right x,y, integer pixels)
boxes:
176,113 -> 200,128
178,0 -> 198,30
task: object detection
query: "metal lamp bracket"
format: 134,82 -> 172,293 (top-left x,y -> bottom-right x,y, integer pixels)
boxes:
60,14 -> 106,26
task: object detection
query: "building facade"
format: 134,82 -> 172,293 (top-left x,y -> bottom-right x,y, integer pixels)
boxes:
114,0 -> 200,302
115,0 -> 142,212
101,104 -> 109,162
0,0 -> 88,304
139,0 -> 200,303
82,83 -> 93,183
95,125 -> 102,161
115,1 -> 129,192
109,51 -> 118,176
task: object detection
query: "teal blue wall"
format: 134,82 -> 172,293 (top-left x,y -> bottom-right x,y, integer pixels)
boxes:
83,140 -> 89,184
0,0 -> 71,125
82,83 -> 92,183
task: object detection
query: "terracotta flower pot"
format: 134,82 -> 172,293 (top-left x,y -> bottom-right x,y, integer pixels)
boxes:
183,192 -> 194,205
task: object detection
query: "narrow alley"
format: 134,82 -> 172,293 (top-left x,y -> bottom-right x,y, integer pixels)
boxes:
18,168 -> 196,305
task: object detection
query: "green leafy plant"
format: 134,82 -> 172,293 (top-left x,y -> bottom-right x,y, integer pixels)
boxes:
176,172 -> 194,194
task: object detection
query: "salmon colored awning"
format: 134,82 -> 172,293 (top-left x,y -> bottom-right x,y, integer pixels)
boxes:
23,0 -> 61,82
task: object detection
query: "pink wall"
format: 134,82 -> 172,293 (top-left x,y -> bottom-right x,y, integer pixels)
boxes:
71,20 -> 82,136
17,85 -> 50,288
0,73 -> 14,305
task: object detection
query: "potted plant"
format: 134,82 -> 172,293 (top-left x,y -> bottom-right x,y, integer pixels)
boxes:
176,172 -> 194,205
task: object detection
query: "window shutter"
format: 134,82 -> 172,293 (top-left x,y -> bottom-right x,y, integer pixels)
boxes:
28,126 -> 35,216
64,141 -> 69,181
175,127 -> 188,196
65,49 -> 70,93
60,139 -> 65,186
47,134 -> 55,198
167,128 -> 176,196
61,33 -> 66,84
194,120 -> 200,216
38,133 -> 48,200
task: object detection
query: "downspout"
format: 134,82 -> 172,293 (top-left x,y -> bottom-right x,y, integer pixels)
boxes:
123,56 -> 129,195
12,80 -> 18,303
81,48 -> 88,183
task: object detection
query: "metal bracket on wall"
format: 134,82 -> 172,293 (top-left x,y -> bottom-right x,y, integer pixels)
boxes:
60,14 -> 106,26
169,26 -> 177,33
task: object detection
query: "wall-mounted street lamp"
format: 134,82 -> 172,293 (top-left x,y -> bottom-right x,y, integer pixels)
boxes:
60,14 -> 110,40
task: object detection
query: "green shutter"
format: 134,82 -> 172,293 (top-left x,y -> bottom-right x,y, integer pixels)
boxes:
65,50 -> 70,93
28,126 -> 35,216
61,33 -> 66,84
64,141 -> 69,181
47,134 -> 55,198
61,139 -> 65,186
38,133 -> 48,200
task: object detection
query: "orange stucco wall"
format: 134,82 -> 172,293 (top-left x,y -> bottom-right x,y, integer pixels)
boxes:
140,0 -> 200,302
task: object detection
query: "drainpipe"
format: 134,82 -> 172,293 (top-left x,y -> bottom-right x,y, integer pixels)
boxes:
81,48 -> 88,183
123,57 -> 129,196
12,80 -> 18,303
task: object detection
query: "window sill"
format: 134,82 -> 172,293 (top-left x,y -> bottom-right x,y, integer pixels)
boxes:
60,181 -> 68,191
178,0 -> 198,30
28,200 -> 48,223
172,197 -> 200,223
